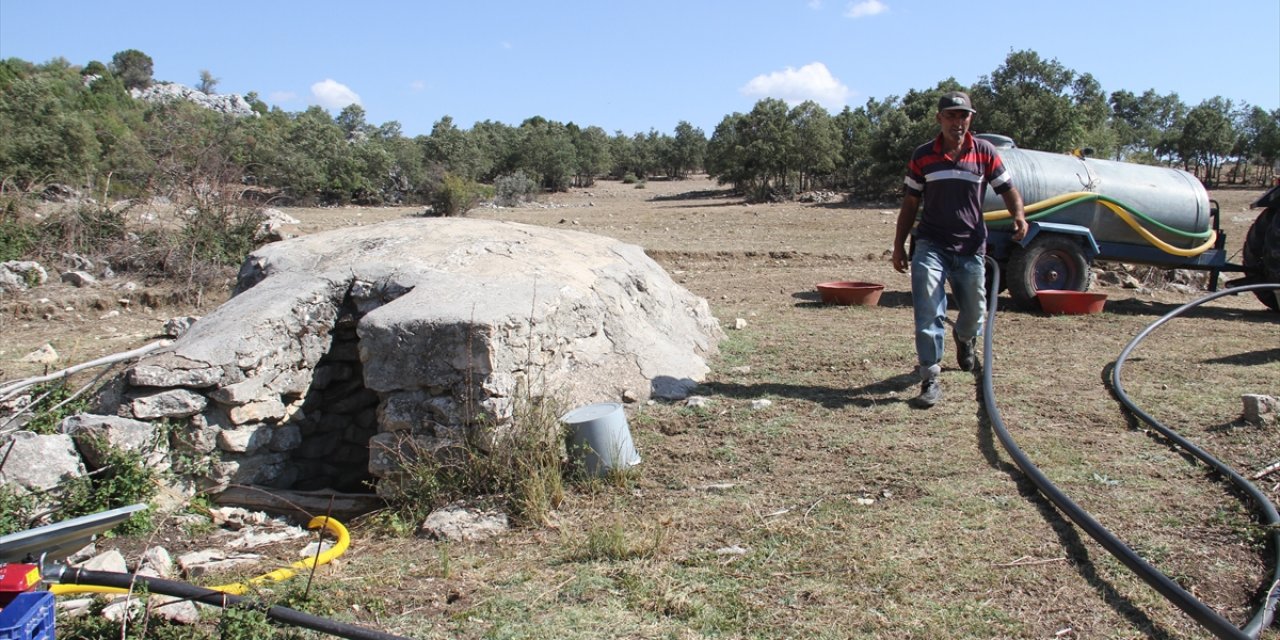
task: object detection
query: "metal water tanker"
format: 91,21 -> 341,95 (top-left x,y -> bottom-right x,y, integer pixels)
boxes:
975,140 -> 1280,308
984,148 -> 1213,250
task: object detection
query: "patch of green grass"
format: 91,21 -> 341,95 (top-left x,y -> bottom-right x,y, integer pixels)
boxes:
58,443 -> 158,535
17,379 -> 95,434
0,484 -> 39,536
567,518 -> 666,563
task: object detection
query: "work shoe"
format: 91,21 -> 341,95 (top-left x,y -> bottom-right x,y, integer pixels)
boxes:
913,376 -> 942,408
955,333 -> 977,372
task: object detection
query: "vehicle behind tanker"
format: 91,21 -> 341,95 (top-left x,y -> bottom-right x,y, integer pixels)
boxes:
978,138 -> 1280,311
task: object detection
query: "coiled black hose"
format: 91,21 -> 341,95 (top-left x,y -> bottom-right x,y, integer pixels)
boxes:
1112,282 -> 1280,637
980,259 -> 1280,640
60,568 -> 413,640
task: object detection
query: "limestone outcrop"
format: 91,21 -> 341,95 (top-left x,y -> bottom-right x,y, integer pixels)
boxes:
92,218 -> 723,494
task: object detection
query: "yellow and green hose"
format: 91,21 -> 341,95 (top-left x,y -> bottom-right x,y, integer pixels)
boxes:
49,515 -> 350,597
984,191 -> 1218,258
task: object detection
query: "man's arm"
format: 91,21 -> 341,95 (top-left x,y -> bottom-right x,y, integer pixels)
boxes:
892,193 -> 920,273
1000,186 -> 1028,242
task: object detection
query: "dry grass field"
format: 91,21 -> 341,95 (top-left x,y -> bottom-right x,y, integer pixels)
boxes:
2,175 -> 1278,639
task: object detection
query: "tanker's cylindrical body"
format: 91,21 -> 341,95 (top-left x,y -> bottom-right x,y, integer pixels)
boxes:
982,148 -> 1212,250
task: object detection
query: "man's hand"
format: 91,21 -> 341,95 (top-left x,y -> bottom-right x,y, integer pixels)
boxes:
1000,187 -> 1028,243
1011,216 -> 1029,242
893,194 -> 920,274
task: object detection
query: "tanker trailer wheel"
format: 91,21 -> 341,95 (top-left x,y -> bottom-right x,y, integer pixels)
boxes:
1242,205 -> 1280,312
1007,235 -> 1090,307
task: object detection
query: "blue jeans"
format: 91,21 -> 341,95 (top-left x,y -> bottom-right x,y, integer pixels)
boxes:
910,237 -> 986,379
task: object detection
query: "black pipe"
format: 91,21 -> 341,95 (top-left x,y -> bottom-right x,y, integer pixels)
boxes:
60,568 -> 413,640
980,260 -> 1280,640
1111,282 -> 1280,637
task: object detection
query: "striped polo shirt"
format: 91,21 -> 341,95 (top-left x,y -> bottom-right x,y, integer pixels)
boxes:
903,132 -> 1013,255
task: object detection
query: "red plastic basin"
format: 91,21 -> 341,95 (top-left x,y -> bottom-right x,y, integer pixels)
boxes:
816,281 -> 885,306
1037,290 -> 1107,315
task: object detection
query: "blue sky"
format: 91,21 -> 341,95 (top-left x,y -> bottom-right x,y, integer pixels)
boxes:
1,1 -> 1277,138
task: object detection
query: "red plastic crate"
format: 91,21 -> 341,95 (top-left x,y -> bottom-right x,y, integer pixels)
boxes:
0,591 -> 55,640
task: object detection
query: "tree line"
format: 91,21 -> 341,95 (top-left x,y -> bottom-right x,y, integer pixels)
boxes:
1,48 -> 1277,208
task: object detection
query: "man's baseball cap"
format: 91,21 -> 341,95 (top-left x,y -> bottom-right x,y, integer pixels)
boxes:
938,91 -> 976,113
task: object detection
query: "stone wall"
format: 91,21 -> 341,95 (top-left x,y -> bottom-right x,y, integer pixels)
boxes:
80,218 -> 724,498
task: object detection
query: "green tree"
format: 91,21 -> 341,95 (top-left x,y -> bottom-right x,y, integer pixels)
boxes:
570,124 -> 611,186
0,67 -> 100,187
1109,89 -> 1153,161
109,49 -> 153,90
371,121 -> 428,202
1177,97 -> 1236,186
744,98 -> 793,195
607,130 -> 637,179
242,91 -> 268,115
1240,107 -> 1280,185
197,69 -> 219,94
645,129 -> 675,179
423,116 -> 486,181
705,112 -> 749,190
970,50 -> 1087,152
514,116 -> 577,191
832,105 -> 873,194
788,101 -> 839,191
335,103 -> 371,139
669,121 -> 707,179
278,106 -> 347,202
1072,72 -> 1114,157
463,119 -> 517,182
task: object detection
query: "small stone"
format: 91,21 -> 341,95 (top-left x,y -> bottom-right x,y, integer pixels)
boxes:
733,318 -> 748,330
685,396 -> 711,409
750,398 -> 773,410
21,343 -> 59,364
61,270 -> 97,287
1243,394 -> 1279,426
81,549 -> 128,573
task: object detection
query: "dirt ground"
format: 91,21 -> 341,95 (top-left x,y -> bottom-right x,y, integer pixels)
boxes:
3,175 -> 1278,639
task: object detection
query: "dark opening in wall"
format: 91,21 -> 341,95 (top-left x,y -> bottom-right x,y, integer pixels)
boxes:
275,293 -> 378,492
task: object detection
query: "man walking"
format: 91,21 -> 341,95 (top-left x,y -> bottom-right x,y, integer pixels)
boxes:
891,91 -> 1028,408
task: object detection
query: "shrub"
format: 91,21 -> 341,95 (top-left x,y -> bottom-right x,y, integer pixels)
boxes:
428,173 -> 483,217
179,202 -> 261,268
494,170 -> 538,207
17,379 -> 94,435
0,484 -> 39,536
59,442 -> 158,535
37,201 -> 129,258
0,189 -> 37,261
375,395 -> 567,530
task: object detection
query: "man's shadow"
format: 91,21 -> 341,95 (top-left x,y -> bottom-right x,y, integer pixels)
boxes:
698,372 -> 917,409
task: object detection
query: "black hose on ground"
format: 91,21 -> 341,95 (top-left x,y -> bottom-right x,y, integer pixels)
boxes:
1111,282 -> 1280,638
979,260 -> 1280,640
60,568 -> 413,640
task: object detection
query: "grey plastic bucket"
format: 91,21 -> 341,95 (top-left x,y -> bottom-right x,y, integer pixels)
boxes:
561,402 -> 641,477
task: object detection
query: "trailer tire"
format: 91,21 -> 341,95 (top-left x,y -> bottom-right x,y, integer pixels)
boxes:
1242,205 -> 1280,312
1007,235 -> 1090,308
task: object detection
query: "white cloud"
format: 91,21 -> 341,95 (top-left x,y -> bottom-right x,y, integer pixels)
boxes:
310,79 -> 362,110
268,91 -> 297,104
808,0 -> 823,8
844,0 -> 887,18
501,41 -> 513,49
409,80 -> 427,92
740,62 -> 852,110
